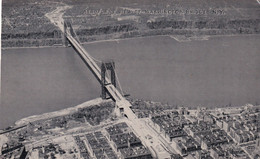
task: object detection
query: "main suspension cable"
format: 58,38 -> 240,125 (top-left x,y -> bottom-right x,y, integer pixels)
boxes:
69,22 -> 102,64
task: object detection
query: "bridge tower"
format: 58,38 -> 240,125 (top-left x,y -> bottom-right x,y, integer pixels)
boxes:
101,60 -> 116,99
63,21 -> 78,47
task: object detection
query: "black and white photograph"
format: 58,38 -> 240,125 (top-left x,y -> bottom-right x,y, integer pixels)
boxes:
0,0 -> 260,158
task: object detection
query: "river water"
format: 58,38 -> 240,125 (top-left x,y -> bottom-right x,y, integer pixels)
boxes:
1,35 -> 260,129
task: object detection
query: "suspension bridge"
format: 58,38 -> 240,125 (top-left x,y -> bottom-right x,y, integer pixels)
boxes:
63,21 -> 136,119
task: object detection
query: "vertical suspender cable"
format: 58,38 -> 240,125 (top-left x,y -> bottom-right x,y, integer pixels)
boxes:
111,63 -> 124,95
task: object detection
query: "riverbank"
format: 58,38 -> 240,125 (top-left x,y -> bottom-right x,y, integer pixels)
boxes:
14,98 -> 107,127
2,32 -> 259,50
2,25 -> 259,49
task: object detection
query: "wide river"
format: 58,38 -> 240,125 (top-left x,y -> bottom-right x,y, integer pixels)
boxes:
1,35 -> 260,129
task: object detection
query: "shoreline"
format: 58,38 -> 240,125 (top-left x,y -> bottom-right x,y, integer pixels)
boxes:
2,33 -> 260,50
14,98 -> 110,127
12,96 -> 256,127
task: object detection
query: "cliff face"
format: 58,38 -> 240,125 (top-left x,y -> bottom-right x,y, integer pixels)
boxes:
147,19 -> 260,31
2,19 -> 259,48
76,24 -> 137,36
